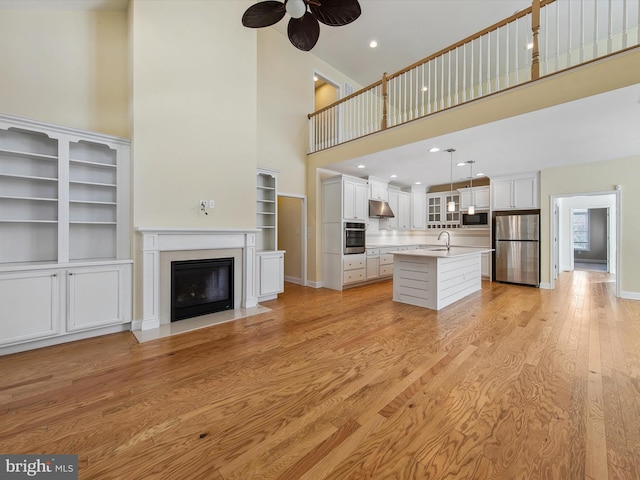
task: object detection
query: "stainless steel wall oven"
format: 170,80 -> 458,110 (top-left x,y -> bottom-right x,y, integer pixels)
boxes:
344,222 -> 366,254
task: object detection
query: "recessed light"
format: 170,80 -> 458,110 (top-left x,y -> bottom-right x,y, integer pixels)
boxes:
313,75 -> 318,82
422,86 -> 428,92
456,162 -> 466,167
357,164 -> 366,169
369,40 -> 378,48
428,147 -> 440,153
476,173 -> 485,177
390,174 -> 397,178
415,181 -> 422,185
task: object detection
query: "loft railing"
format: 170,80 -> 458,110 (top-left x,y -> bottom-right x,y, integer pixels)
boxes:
308,0 -> 640,153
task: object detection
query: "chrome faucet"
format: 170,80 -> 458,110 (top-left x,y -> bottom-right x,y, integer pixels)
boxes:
438,230 -> 451,249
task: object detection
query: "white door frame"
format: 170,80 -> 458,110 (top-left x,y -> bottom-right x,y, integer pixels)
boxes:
278,192 -> 308,287
550,190 -> 620,297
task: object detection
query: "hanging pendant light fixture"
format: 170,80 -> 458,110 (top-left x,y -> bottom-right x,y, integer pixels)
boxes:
467,160 -> 476,215
445,148 -> 456,212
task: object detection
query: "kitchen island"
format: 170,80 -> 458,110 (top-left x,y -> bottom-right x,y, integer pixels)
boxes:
392,247 -> 493,310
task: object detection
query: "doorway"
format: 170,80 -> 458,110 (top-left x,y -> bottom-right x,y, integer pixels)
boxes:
277,194 -> 307,286
571,207 -> 609,272
551,192 -> 619,296
314,72 -> 340,147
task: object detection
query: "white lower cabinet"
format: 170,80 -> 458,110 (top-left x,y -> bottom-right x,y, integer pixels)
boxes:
0,261 -> 132,355
481,252 -> 491,278
257,251 -> 285,301
366,248 -> 379,280
343,255 -> 366,284
0,269 -> 60,345
67,265 -> 130,332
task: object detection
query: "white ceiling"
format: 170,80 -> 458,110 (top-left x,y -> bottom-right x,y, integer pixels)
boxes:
271,0 -> 640,189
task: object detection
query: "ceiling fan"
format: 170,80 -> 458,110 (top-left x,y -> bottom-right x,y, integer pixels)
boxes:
242,0 -> 362,51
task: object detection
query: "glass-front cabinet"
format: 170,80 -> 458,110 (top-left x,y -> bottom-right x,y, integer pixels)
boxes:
426,191 -> 460,229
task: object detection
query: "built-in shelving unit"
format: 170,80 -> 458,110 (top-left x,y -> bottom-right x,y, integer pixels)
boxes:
256,169 -> 277,251
0,114 -> 132,355
256,168 -> 284,301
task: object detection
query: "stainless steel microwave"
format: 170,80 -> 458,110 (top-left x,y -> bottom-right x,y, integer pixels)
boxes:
461,211 -> 489,228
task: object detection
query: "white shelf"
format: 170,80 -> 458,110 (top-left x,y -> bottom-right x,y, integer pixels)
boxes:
0,148 -> 57,161
0,195 -> 57,202
69,158 -> 117,168
69,180 -> 116,188
0,172 -> 57,182
0,219 -> 57,224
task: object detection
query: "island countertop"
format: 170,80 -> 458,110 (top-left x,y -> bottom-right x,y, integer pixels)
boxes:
391,246 -> 493,258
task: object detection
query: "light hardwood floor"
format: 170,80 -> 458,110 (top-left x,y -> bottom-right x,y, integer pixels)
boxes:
1,271 -> 639,479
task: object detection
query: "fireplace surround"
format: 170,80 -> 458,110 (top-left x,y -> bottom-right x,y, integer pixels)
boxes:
135,228 -> 258,331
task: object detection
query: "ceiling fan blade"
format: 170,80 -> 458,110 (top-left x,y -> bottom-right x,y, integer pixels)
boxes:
310,0 -> 361,27
242,1 -> 286,28
287,13 -> 320,51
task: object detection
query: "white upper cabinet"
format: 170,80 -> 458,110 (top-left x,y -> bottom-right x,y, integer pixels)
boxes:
491,174 -> 539,210
386,188 -> 410,230
343,176 -> 368,221
368,176 -> 389,200
459,186 -> 490,211
411,185 -> 425,230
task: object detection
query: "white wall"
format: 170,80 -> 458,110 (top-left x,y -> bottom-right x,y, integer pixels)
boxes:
542,157 -> 639,297
131,0 -> 257,229
257,27 -> 362,197
0,8 -> 128,137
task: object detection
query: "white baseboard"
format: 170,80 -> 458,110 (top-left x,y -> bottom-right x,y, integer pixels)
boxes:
306,280 -> 323,288
284,275 -> 302,285
621,291 -> 640,301
539,282 -> 552,289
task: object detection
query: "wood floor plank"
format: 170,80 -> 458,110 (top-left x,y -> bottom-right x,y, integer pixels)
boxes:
0,271 -> 638,479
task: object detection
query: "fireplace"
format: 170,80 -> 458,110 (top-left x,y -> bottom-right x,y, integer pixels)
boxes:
171,257 -> 234,321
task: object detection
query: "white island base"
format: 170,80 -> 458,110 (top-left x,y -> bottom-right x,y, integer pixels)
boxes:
392,247 -> 492,310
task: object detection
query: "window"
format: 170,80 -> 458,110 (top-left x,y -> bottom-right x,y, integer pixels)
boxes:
572,209 -> 589,251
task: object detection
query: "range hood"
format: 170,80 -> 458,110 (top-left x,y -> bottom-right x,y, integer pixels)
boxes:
369,199 -> 395,218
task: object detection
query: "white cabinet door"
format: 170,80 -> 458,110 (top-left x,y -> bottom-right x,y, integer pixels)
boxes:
475,187 -> 491,209
481,252 -> 491,278
343,178 -> 368,221
343,179 -> 356,220
387,190 -> 399,229
257,251 -> 285,299
67,264 -> 131,332
411,192 -> 425,230
354,181 -> 368,220
492,180 -> 514,210
460,187 -> 489,211
514,177 -> 537,209
460,189 -> 473,210
492,176 -> 538,210
398,192 -> 411,230
0,270 -> 60,346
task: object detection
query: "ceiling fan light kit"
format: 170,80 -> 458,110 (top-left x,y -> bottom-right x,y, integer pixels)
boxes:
242,0 -> 362,51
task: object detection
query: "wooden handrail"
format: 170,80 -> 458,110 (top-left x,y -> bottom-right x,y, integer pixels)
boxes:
308,80 -> 382,119
308,0 -> 558,119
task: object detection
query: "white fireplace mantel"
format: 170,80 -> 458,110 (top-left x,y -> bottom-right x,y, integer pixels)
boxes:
134,228 -> 259,331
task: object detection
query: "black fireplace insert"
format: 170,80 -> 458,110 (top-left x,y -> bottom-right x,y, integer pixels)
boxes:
170,257 -> 234,321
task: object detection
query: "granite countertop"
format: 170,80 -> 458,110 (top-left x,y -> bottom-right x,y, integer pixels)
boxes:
390,246 -> 494,258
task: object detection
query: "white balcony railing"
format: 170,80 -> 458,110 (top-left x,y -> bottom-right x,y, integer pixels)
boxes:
308,0 -> 640,154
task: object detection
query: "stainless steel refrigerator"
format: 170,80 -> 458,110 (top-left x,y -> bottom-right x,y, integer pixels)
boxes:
494,212 -> 540,286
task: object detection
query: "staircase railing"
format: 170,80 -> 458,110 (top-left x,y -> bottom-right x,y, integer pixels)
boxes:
308,0 -> 640,154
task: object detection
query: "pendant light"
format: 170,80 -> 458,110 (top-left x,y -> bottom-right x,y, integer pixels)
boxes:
467,160 -> 476,215
445,148 -> 456,212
